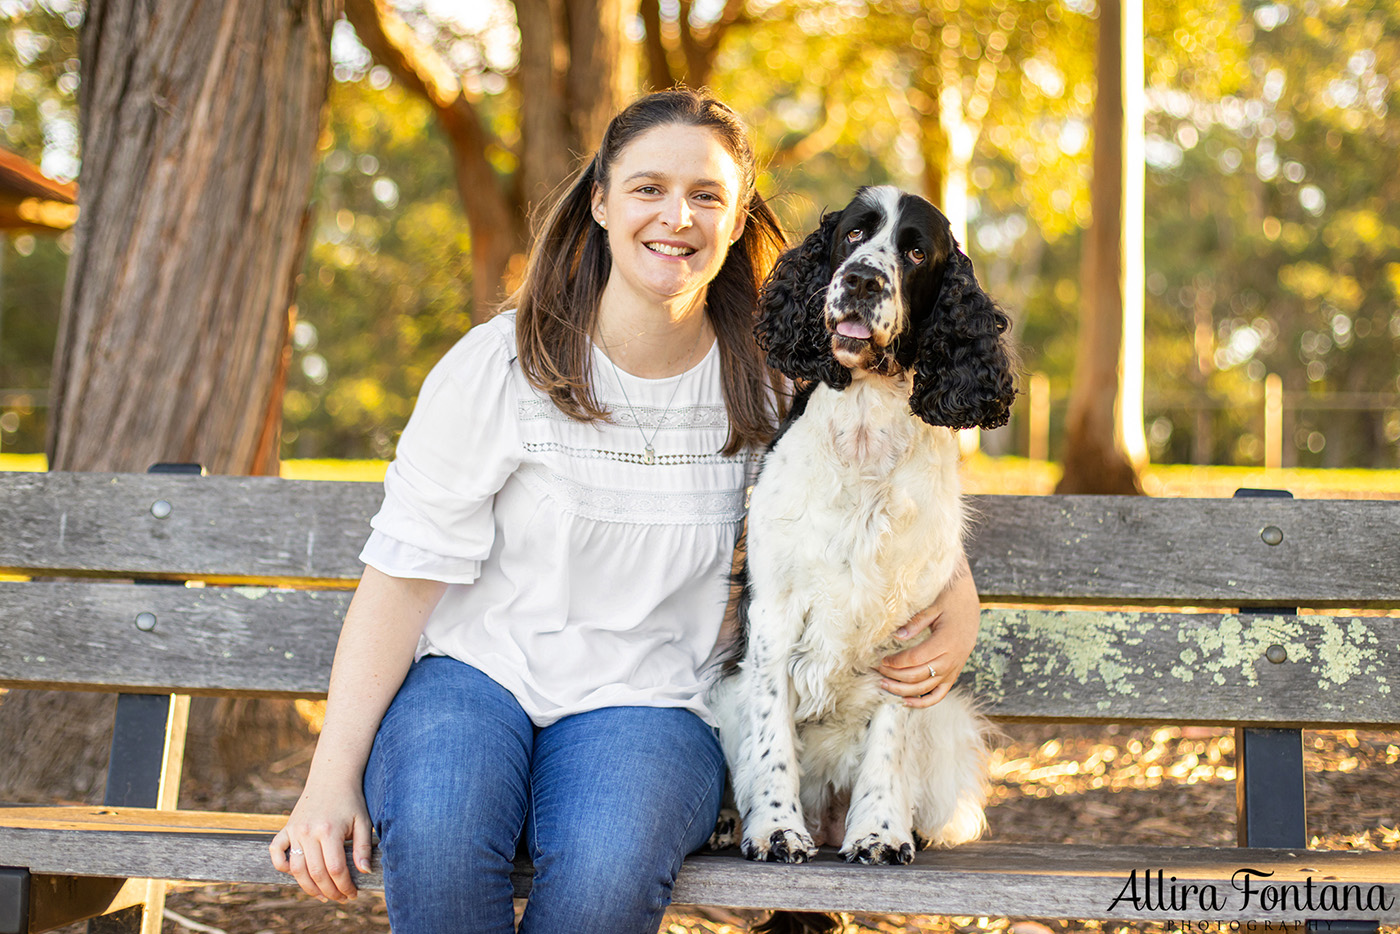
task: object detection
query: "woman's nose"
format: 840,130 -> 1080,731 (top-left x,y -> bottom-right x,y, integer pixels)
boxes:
662,195 -> 693,229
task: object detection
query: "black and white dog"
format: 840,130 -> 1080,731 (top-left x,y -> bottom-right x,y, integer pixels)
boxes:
708,186 -> 1016,868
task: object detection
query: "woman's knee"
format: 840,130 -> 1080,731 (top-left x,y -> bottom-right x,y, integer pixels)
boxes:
525,836 -> 680,934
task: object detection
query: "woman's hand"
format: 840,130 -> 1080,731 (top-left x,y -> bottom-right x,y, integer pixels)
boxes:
267,567 -> 447,902
874,557 -> 980,708
269,774 -> 374,903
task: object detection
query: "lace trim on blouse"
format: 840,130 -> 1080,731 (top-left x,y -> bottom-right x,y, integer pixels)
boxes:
516,463 -> 745,526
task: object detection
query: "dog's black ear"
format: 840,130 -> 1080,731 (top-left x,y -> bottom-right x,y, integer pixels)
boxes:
910,245 -> 1018,430
755,211 -> 851,389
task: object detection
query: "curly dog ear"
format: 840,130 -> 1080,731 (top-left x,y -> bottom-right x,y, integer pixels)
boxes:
910,245 -> 1018,430
755,211 -> 851,389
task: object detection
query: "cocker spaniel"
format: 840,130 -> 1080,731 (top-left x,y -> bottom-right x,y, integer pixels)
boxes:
708,186 -> 1016,874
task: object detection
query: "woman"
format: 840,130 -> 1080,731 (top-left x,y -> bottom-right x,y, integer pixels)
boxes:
270,88 -> 981,934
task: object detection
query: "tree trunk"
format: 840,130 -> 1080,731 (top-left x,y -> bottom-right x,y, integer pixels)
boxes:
46,0 -> 335,474
0,0 -> 337,805
1055,0 -> 1146,495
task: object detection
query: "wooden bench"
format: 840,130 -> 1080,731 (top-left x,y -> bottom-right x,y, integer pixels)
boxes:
2,469 -> 1399,933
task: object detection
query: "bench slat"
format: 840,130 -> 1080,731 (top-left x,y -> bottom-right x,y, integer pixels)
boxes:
3,473 -> 1398,604
2,807 -> 1398,922
966,493 -> 1400,607
0,472 -> 378,585
3,582 -> 1397,726
0,581 -> 345,697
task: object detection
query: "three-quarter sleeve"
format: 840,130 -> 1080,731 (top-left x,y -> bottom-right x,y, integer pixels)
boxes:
359,322 -> 522,583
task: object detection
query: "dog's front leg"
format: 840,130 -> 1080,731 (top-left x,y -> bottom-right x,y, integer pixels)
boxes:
840,701 -> 916,864
733,601 -> 818,863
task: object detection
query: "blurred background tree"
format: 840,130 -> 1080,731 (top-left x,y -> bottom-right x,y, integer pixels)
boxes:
3,0 -> 1398,471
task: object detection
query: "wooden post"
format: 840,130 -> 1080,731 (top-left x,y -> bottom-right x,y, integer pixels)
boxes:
1264,373 -> 1283,470
1028,371 -> 1051,462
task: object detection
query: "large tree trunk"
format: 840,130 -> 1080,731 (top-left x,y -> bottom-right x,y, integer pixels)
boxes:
1056,0 -> 1147,495
46,0 -> 334,474
0,0 -> 336,806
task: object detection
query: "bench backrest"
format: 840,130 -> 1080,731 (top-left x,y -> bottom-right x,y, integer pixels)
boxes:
1,472 -> 1398,727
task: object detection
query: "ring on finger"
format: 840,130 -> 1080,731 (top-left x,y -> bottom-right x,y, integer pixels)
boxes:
928,663 -> 937,679
290,847 -> 304,856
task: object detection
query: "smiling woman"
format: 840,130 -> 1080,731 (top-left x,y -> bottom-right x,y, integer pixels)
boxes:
589,124 -> 748,351
266,89 -> 792,934
513,89 -> 788,454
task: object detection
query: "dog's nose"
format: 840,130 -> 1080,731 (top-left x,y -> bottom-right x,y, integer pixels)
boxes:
842,270 -> 888,301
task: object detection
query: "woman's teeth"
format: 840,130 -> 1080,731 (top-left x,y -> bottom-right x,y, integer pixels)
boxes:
646,242 -> 696,256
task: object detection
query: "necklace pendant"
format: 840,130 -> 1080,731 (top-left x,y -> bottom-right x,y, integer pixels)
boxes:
644,444 -> 656,465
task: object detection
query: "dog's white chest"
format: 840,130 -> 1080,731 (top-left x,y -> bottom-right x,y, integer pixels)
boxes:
746,381 -> 965,680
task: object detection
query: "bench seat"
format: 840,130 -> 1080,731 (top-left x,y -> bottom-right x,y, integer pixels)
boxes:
5,806 -> 1399,923
2,471 -> 1398,932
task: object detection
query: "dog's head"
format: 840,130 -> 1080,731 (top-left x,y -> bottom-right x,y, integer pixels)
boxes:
755,186 -> 1017,430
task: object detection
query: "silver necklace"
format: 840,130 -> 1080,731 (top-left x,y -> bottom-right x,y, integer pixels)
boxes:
600,329 -> 704,465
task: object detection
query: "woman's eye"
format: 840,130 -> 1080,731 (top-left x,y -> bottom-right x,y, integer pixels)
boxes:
906,247 -> 925,265
637,185 -> 660,195
846,229 -> 864,242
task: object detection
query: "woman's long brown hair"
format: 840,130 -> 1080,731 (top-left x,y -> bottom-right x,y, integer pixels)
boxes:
509,89 -> 788,455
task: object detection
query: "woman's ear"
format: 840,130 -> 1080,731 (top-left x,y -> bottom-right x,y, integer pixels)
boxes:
755,210 -> 851,388
910,246 -> 1018,430
591,182 -> 606,229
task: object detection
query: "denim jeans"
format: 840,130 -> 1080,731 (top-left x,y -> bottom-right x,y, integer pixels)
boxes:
363,655 -> 726,934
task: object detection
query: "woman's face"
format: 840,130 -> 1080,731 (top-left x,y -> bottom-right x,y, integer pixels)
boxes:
591,123 -> 747,309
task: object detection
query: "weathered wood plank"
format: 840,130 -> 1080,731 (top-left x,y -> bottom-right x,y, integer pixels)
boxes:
970,609 -> 1400,727
0,582 -> 345,697
2,473 -> 1399,605
0,472 -> 379,584
964,494 -> 1400,607
3,808 -> 1398,921
3,582 -> 1398,725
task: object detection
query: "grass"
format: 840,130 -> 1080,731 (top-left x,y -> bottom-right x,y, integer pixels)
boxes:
3,451 -> 1396,498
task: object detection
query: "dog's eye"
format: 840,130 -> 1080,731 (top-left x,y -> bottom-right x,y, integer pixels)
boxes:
906,248 -> 926,265
846,229 -> 864,242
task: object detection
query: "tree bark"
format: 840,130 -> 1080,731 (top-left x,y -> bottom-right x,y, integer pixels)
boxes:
3,0 -> 336,805
47,0 -> 335,475
1055,0 -> 1146,495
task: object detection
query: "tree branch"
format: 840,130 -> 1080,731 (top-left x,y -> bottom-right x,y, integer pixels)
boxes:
638,0 -> 675,89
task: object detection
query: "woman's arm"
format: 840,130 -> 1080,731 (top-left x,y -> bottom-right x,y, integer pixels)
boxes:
269,566 -> 447,902
874,554 -> 981,708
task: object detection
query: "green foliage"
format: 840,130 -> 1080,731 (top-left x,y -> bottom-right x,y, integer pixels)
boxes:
284,72 -> 473,460
0,0 -> 81,171
1141,0 -> 1400,467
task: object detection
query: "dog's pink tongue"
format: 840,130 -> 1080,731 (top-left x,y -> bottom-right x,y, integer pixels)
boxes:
836,320 -> 872,339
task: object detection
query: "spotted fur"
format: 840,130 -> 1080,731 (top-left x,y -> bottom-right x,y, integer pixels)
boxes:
708,188 -> 1016,872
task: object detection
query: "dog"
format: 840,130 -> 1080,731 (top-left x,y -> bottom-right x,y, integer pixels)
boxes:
707,186 -> 1016,884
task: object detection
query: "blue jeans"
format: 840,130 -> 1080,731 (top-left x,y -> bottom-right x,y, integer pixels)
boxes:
363,656 -> 726,934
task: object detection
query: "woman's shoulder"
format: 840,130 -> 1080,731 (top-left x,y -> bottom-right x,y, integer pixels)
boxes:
429,312 -> 520,383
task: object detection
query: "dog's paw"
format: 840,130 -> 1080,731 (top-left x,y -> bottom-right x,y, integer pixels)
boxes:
741,826 -> 819,863
841,833 -> 915,865
706,808 -> 741,850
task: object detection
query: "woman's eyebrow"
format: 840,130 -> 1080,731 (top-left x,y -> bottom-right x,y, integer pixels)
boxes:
621,170 -> 726,188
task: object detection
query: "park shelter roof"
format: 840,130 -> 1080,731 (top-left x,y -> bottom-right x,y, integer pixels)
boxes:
0,146 -> 78,231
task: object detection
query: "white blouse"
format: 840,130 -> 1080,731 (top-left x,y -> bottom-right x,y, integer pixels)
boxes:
359,312 -> 755,727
